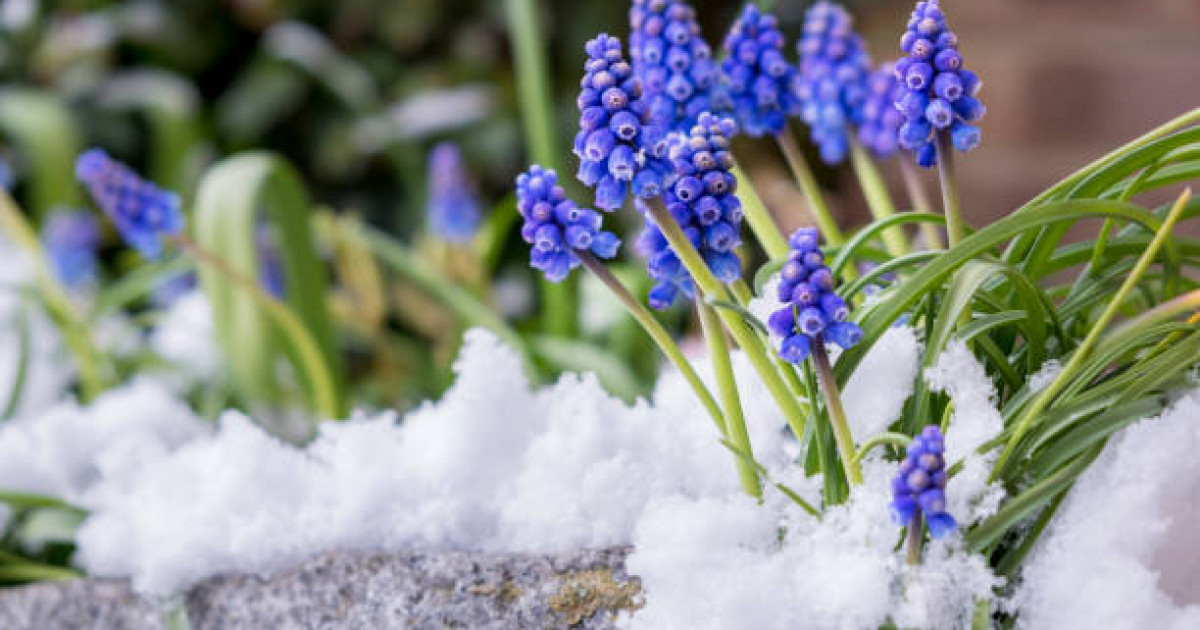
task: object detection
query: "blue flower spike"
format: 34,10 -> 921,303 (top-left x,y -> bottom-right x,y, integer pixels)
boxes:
893,0 -> 985,167
767,228 -> 861,362
516,165 -> 621,283
426,142 -> 482,243
575,33 -> 674,210
75,148 -> 184,260
857,62 -> 905,159
720,4 -> 802,137
629,0 -> 721,133
891,425 -> 957,538
42,209 -> 102,289
795,1 -> 873,164
636,112 -> 743,310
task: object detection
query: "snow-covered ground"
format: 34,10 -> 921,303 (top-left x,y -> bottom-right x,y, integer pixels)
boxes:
0,276 -> 1196,628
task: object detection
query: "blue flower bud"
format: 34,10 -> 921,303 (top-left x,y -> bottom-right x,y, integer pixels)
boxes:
770,227 -> 858,362
894,0 -> 985,167
516,165 -> 621,283
635,112 -> 744,309
76,149 -> 183,260
42,209 -> 102,289
720,5 -> 801,137
891,424 -> 957,537
427,143 -> 483,243
796,2 -> 874,165
779,333 -> 813,364
630,1 -> 723,133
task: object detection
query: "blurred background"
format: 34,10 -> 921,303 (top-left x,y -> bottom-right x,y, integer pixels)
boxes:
1,0 -> 1196,232
0,0 -> 1196,407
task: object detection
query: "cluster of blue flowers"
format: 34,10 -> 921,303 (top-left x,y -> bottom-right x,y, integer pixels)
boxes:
893,0 -> 985,167
720,4 -> 801,137
426,142 -> 481,243
516,165 -> 620,282
856,63 -> 904,159
628,0 -> 720,134
636,112 -> 743,310
42,209 -> 102,289
795,1 -> 872,164
891,425 -> 957,538
767,228 -> 861,363
75,148 -> 184,260
575,33 -> 673,210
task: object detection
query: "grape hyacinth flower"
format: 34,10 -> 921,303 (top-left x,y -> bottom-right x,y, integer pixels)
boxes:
637,112 -> 743,310
75,148 -> 184,260
516,165 -> 620,282
426,142 -> 481,243
720,4 -> 802,138
574,33 -> 673,210
795,1 -> 872,164
42,209 -> 102,290
893,0 -> 985,167
629,0 -> 721,133
856,62 -> 905,159
891,425 -> 957,538
767,228 -> 862,364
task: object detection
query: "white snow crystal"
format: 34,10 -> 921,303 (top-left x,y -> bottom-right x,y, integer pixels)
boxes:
0,378 -> 205,503
843,326 -> 920,439
926,340 -> 1006,525
1016,389 -> 1200,630
0,237 -> 74,416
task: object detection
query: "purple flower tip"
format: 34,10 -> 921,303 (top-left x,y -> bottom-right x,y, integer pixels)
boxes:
769,228 -> 859,362
890,424 -> 957,537
75,148 -> 183,260
427,142 -> 482,243
516,165 -> 620,283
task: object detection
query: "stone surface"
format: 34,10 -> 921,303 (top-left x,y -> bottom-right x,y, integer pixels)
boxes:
0,547 -> 637,629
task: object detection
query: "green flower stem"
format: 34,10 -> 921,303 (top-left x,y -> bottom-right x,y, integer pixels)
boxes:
854,432 -> 911,464
503,0 -> 575,337
730,164 -> 790,258
573,250 -> 726,434
644,198 -> 810,440
899,155 -> 944,249
811,335 -> 863,485
776,127 -> 845,245
906,509 -> 924,565
177,236 -> 344,421
934,132 -> 967,247
992,188 -> 1192,480
697,301 -> 763,499
848,135 -> 908,256
0,191 -> 104,401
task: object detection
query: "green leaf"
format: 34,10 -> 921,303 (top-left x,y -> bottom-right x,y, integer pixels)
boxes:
192,153 -> 345,418
0,306 -> 30,421
829,212 -> 945,277
0,89 -> 84,217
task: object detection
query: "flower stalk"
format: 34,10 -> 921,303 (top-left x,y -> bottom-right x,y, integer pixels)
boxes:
848,135 -> 909,256
697,301 -> 762,499
935,131 -> 967,246
899,156 -> 944,249
776,129 -> 845,245
811,335 -> 863,485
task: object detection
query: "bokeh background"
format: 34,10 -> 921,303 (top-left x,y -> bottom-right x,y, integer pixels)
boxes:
2,0 -> 1197,232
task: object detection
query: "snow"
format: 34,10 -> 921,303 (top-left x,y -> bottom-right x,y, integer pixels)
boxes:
844,326 -> 920,439
926,341 -> 1006,525
1016,389 -> 1200,630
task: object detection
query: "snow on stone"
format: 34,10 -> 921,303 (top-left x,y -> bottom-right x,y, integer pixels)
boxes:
1016,389 -> 1200,630
926,340 -> 1005,525
149,289 -> 222,383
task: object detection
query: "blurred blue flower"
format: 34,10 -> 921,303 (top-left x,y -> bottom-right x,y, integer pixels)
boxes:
41,209 -> 102,290
426,142 -> 482,243
574,33 -> 674,210
719,4 -> 802,137
767,227 -> 861,363
893,0 -> 985,167
891,425 -> 957,538
629,0 -> 722,133
795,1 -> 872,164
75,148 -> 184,260
856,62 -> 905,159
516,165 -> 620,282
636,112 -> 743,309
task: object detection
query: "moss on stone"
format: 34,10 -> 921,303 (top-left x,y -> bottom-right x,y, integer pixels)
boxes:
549,569 -> 642,627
